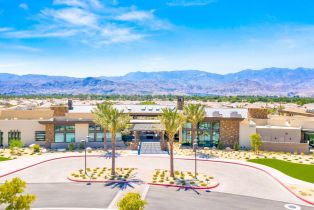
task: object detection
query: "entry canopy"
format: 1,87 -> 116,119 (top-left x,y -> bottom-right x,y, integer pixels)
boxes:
131,123 -> 165,132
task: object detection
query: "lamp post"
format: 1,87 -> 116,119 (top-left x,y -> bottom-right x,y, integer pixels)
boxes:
81,136 -> 90,176
193,139 -> 198,179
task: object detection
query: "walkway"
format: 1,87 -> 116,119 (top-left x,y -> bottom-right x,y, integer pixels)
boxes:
139,142 -> 168,154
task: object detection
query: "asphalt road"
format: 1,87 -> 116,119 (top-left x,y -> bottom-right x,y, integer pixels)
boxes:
0,183 -> 312,210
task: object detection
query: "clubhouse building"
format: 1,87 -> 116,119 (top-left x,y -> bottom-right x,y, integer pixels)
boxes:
0,98 -> 313,154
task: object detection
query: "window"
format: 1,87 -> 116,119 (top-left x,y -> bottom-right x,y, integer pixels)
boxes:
8,130 -> 21,144
88,125 -> 104,142
54,125 -> 75,143
182,121 -> 220,147
35,131 -> 46,141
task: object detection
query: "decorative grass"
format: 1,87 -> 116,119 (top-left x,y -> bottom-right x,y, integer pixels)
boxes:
0,157 -> 10,161
248,158 -> 314,183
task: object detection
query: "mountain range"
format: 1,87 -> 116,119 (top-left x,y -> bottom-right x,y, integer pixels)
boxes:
0,67 -> 313,96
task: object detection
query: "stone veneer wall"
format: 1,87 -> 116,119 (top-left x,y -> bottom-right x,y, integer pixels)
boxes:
45,124 -> 54,148
50,106 -> 68,117
220,119 -> 241,147
248,108 -> 268,119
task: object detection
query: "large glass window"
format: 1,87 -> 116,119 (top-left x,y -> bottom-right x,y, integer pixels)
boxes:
88,125 -> 104,142
54,125 -> 75,143
182,121 -> 220,147
35,131 -> 46,141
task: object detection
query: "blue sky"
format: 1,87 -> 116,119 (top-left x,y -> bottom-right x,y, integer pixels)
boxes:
1,0 -> 314,77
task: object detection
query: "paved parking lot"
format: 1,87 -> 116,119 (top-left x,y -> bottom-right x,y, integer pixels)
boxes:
0,155 -> 313,209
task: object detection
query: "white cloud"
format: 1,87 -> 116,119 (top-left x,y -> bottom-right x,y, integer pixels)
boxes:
101,25 -> 144,44
5,29 -> 77,38
116,11 -> 153,21
53,0 -> 103,9
0,27 -> 13,32
41,8 -> 98,27
167,0 -> 215,7
19,3 -> 29,10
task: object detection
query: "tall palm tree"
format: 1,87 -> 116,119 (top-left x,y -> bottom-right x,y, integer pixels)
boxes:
160,108 -> 185,177
93,102 -> 130,175
184,104 -> 206,145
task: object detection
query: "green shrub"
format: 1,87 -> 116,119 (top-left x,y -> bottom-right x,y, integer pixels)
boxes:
250,133 -> 263,154
217,142 -> 224,150
233,142 -> 240,151
68,143 -> 75,151
32,144 -> 40,153
9,139 -> 24,150
79,142 -> 85,150
117,192 -> 147,210
0,177 -> 36,210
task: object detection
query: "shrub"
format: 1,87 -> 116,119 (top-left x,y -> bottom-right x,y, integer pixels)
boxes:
233,142 -> 240,151
250,133 -> 263,154
79,142 -> 85,150
68,143 -> 75,151
117,192 -> 147,210
32,144 -> 40,153
9,139 -> 24,150
0,177 -> 36,210
217,142 -> 224,150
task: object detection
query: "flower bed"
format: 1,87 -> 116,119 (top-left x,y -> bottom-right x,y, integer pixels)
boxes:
69,167 -> 137,182
150,169 -> 219,189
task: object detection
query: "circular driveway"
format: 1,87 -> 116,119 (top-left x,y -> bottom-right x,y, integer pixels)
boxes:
0,155 -> 310,206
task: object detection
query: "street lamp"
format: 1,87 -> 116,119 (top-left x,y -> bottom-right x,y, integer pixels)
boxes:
193,139 -> 198,179
81,136 -> 90,176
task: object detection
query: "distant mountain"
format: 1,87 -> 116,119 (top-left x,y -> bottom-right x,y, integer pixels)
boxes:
1,68 -> 314,96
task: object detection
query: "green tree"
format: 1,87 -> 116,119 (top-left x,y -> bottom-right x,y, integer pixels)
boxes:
160,108 -> 185,177
117,192 -> 147,210
250,133 -> 263,154
0,177 -> 36,210
93,102 -> 130,175
183,104 -> 206,144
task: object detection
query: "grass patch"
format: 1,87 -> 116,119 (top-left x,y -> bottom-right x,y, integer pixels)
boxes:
248,158 -> 314,183
0,157 -> 10,162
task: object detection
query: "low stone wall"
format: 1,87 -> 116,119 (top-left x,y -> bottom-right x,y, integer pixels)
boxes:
51,141 -> 125,149
261,141 -> 310,154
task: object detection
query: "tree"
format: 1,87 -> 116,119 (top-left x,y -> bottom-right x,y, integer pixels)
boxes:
117,192 -> 147,210
183,104 -> 206,144
0,177 -> 36,210
160,108 -> 185,177
93,102 -> 130,175
250,133 -> 263,154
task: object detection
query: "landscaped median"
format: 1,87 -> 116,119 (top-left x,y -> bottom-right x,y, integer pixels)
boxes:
149,169 -> 219,189
68,167 -> 137,182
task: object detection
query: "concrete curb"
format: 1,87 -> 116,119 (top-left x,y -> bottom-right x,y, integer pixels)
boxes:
0,154 -> 313,206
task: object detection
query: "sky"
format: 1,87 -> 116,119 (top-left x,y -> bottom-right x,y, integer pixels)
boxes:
1,0 -> 314,77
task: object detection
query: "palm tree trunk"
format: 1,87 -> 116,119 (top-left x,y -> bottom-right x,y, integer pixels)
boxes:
104,128 -> 107,150
169,135 -> 174,177
111,132 -> 116,176
192,123 -> 197,145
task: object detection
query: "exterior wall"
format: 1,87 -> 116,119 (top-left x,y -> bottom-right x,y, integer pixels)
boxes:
257,127 -> 301,143
248,108 -> 268,119
239,123 -> 256,148
261,142 -> 310,154
220,119 -> 241,147
45,124 -> 54,148
75,123 -> 89,142
0,120 -> 45,146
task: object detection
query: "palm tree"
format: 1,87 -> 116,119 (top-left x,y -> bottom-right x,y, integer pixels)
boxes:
93,102 -> 130,175
183,104 -> 206,145
160,108 -> 185,177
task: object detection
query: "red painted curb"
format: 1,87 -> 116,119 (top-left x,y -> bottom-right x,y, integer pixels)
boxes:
0,154 -> 313,206
147,181 -> 220,190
